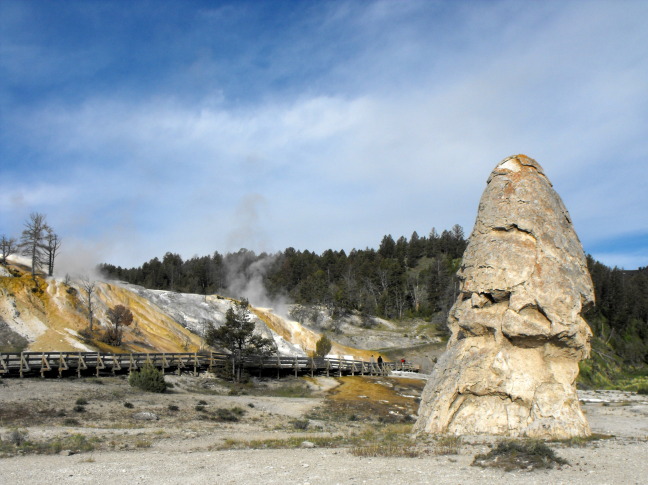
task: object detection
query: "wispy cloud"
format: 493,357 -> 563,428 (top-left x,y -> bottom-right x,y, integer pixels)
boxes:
1,0 -> 647,269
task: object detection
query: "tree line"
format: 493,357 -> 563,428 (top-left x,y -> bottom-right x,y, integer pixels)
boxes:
99,225 -> 468,321
585,256 -> 648,365
99,225 -> 648,366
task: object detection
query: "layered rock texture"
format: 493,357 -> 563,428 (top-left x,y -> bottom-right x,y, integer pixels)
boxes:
414,155 -> 594,439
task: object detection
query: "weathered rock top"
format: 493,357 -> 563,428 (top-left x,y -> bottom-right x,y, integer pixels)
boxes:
459,154 -> 594,358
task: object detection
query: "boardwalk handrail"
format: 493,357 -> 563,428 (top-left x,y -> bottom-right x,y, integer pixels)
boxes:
0,351 -> 418,378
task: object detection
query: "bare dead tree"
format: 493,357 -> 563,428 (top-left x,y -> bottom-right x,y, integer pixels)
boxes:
1,235 -> 17,264
407,273 -> 426,313
80,276 -> 96,332
44,229 -> 62,277
20,212 -> 50,277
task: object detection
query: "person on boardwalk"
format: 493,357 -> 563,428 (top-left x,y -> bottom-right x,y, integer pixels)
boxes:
377,355 -> 383,365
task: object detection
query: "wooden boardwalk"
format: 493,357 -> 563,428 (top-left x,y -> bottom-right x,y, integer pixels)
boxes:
0,351 -> 418,379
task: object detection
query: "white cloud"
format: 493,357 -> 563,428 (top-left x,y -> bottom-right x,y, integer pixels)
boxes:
1,1 -> 647,269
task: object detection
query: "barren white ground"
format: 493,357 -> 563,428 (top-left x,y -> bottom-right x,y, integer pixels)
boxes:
0,376 -> 646,485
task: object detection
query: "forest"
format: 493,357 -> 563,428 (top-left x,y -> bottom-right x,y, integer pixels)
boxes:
99,225 -> 648,366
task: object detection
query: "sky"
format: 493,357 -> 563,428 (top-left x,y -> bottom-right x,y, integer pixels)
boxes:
1,0 -> 647,274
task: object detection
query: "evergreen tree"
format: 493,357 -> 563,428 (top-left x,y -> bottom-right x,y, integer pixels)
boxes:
204,299 -> 275,381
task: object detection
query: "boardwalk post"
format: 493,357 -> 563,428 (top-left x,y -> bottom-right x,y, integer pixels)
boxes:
277,355 -> 281,379
96,352 -> 105,377
77,352 -> 87,378
176,354 -> 185,375
40,352 -> 51,378
310,357 -> 314,378
0,353 -> 8,376
293,357 -> 298,377
19,352 -> 28,378
326,359 -> 330,377
112,353 -> 122,375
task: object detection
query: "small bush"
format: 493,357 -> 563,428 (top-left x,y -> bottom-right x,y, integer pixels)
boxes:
472,439 -> 568,471
195,405 -> 206,412
75,398 -> 88,405
291,419 -> 310,430
8,429 -> 28,446
168,405 -> 179,412
198,399 -> 208,405
63,418 -> 80,426
73,405 -> 86,413
123,402 -> 134,409
637,386 -> 648,395
215,407 -> 246,422
128,364 -> 167,393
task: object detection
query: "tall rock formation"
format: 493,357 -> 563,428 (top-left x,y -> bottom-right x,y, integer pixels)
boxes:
414,155 -> 594,439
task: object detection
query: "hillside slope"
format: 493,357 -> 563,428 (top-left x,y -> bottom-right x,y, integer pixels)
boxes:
0,260 -> 378,359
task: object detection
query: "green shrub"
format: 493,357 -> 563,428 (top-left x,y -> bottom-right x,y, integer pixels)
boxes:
123,402 -> 134,409
128,364 -> 167,393
472,439 -> 568,471
8,429 -> 28,446
291,419 -> 309,430
215,407 -> 246,422
75,398 -> 88,405
168,404 -> 179,412
73,405 -> 86,413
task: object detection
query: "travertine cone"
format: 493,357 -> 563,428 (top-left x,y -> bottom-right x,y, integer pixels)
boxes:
414,155 -> 594,439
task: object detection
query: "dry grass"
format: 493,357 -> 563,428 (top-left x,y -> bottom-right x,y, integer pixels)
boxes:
433,435 -> 461,455
0,430 -> 99,457
350,441 -> 421,458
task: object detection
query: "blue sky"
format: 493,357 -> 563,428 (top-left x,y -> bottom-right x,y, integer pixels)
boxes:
1,0 -> 647,273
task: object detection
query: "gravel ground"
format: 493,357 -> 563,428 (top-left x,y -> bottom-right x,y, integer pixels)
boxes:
1,376 -> 647,484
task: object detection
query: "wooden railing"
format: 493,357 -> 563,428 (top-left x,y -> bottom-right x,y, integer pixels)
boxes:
0,351 -> 418,378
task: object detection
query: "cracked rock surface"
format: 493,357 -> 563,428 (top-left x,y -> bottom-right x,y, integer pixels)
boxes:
414,155 -> 594,439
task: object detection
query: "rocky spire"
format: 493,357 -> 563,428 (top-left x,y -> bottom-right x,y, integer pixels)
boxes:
414,155 -> 594,439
